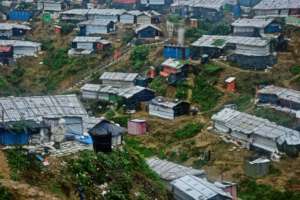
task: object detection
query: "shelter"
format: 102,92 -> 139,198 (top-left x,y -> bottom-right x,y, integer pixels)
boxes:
8,10 -> 33,21
163,44 -> 190,60
170,175 -> 232,200
0,40 -> 40,58
89,119 -> 126,152
191,35 -> 276,70
171,0 -> 225,21
253,0 -> 300,17
0,120 -> 48,145
146,157 -> 206,181
139,0 -> 172,10
232,18 -> 281,37
81,84 -> 155,110
100,72 -> 139,88
239,0 -> 260,7
79,20 -> 116,35
0,46 -> 13,64
60,9 -> 88,21
136,12 -> 152,25
245,157 -> 270,178
149,97 -> 190,119
128,119 -> 147,135
211,108 -> 300,155
0,23 -> 31,39
135,24 -> 162,39
86,9 -> 125,21
120,10 -> 142,24
160,58 -> 187,78
258,85 -> 300,110
112,0 -> 138,10
37,0 -> 64,12
69,36 -> 111,55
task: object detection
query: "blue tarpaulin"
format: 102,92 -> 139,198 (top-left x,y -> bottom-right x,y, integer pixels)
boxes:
8,10 -> 32,21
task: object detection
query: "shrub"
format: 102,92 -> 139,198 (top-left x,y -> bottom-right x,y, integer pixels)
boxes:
43,48 -> 70,70
175,82 -> 189,100
192,75 -> 223,111
175,123 -> 203,139
290,65 -> 300,75
0,184 -> 13,200
58,22 -> 75,35
130,45 -> 149,71
203,64 -> 223,75
149,77 -> 168,96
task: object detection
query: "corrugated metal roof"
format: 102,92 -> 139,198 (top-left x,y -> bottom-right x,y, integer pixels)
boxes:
172,0 -> 225,11
150,96 -> 187,109
170,175 -> 232,200
0,23 -> 31,30
0,94 -> 88,123
61,8 -> 126,16
161,58 -> 184,69
258,85 -> 300,104
135,24 -> 162,33
232,18 -> 274,28
81,83 -> 152,99
212,108 -> 300,145
73,36 -> 102,42
0,40 -> 40,47
192,35 -> 269,48
254,0 -> 300,10
100,72 -> 139,82
146,157 -> 205,181
79,19 -> 114,26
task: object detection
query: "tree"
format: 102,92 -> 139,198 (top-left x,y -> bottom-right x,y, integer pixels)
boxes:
130,45 -> 149,71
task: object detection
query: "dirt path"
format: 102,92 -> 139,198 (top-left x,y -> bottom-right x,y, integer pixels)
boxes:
0,179 -> 62,200
0,150 -> 10,179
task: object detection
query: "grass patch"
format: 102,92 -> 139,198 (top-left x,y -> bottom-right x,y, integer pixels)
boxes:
253,107 -> 296,127
203,64 -> 223,75
239,179 -> 300,200
192,75 -> 223,111
175,81 -> 189,100
175,123 -> 203,139
149,77 -> 168,96
125,137 -> 156,158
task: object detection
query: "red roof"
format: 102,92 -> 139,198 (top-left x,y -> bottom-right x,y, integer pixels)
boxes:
113,0 -> 137,4
0,46 -> 12,53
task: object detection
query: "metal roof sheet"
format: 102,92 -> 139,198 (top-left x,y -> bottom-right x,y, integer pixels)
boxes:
0,94 -> 88,123
0,23 -> 31,30
232,18 -> 274,28
170,175 -> 232,200
146,158 -> 205,181
100,72 -> 139,82
171,0 -> 225,10
73,36 -> 102,42
150,96 -> 186,108
79,19 -> 114,26
135,24 -> 162,33
0,40 -> 40,47
192,35 -> 269,48
258,85 -> 300,104
212,108 -> 300,144
254,0 -> 300,10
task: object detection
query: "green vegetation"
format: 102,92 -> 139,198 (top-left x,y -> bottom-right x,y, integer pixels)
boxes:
149,77 -> 168,96
167,14 -> 183,24
227,94 -> 253,111
203,64 -> 223,75
126,137 -> 156,158
192,75 -> 223,111
175,123 -> 203,139
130,45 -> 150,71
212,39 -> 226,47
175,81 -> 189,100
239,179 -> 300,200
253,107 -> 296,128
0,185 -> 13,200
290,65 -> 300,75
185,21 -> 231,42
5,148 -> 41,181
65,149 -> 168,199
58,22 -> 76,35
